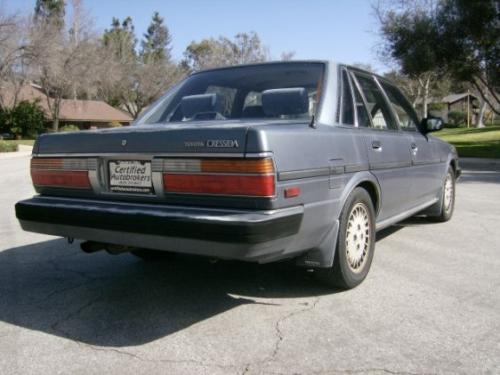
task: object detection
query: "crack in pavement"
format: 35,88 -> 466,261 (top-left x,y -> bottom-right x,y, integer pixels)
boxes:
243,296 -> 323,374
50,289 -> 104,337
62,338 -> 244,373
270,296 -> 322,361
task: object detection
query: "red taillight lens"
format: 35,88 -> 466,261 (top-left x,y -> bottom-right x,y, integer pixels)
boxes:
162,158 -> 275,197
163,174 -> 275,196
31,170 -> 91,188
30,158 -> 91,189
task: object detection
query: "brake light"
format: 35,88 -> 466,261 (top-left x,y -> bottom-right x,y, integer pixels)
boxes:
162,158 -> 275,197
30,158 -> 91,189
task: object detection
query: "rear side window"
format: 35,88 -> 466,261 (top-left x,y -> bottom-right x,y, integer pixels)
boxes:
353,73 -> 397,130
340,70 -> 354,125
381,82 -> 418,130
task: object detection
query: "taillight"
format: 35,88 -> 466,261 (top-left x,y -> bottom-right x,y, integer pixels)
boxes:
31,158 -> 92,189
161,158 -> 275,197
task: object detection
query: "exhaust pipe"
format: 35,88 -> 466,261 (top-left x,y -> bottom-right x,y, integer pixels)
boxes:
80,241 -> 106,253
105,244 -> 135,255
80,241 -> 136,255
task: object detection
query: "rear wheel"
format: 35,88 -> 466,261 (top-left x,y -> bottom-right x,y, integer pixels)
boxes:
316,187 -> 376,289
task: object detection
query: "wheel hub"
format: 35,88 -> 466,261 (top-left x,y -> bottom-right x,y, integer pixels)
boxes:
345,203 -> 371,273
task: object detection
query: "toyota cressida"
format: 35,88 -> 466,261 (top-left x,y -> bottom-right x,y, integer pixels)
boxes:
15,61 -> 460,289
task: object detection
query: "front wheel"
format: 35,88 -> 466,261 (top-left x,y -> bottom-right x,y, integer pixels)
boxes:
433,166 -> 456,222
316,187 -> 376,289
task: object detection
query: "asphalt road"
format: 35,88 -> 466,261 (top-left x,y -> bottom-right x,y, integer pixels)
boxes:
1,154 -> 499,375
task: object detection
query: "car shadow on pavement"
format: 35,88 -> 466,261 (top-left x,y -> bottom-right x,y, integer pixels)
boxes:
0,238 -> 336,347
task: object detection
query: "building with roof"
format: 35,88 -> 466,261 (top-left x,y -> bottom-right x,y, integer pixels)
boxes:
423,92 -> 480,124
1,83 -> 133,129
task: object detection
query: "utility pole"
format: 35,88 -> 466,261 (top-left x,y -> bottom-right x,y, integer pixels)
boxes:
467,89 -> 470,128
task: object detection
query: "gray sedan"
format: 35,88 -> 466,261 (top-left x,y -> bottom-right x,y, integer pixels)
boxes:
15,61 -> 459,289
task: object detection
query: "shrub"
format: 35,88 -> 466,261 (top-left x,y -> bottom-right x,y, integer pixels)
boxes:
448,111 -> 467,126
428,102 -> 446,111
108,121 -> 123,128
59,124 -> 80,132
0,100 -> 46,138
0,141 -> 18,153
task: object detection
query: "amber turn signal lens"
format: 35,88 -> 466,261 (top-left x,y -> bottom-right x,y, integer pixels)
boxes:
200,158 -> 274,174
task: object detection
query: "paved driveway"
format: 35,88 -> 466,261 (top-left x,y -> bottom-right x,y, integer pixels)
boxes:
1,154 -> 499,374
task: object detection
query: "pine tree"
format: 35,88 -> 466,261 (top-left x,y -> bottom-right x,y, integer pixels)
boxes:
141,12 -> 172,62
34,0 -> 65,30
103,17 -> 137,60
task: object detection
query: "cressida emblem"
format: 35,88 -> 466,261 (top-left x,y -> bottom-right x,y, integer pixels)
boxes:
121,140 -> 127,146
184,140 -> 239,148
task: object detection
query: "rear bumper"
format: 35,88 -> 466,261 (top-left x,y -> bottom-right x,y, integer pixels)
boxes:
16,196 -> 304,262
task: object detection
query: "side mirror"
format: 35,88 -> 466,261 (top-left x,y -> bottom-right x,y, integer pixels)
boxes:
421,117 -> 444,133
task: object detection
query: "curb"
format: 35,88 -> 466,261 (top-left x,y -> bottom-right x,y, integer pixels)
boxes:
460,157 -> 500,165
460,157 -> 500,171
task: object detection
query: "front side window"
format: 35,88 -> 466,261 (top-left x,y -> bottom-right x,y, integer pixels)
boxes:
351,77 -> 371,127
137,62 -> 324,125
353,73 -> 397,130
380,82 -> 419,130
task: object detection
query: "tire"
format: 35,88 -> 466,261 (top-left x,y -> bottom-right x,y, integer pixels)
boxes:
315,187 -> 376,289
131,249 -> 174,261
433,166 -> 456,222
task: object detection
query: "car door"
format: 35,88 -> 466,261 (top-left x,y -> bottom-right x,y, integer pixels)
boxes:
350,71 -> 413,221
379,81 -> 443,205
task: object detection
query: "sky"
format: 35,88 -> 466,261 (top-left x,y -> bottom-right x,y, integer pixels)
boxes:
2,0 -> 387,72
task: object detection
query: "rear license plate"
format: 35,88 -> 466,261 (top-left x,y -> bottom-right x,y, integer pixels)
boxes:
109,160 -> 153,194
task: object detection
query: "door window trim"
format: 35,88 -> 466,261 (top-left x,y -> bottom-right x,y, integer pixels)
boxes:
350,71 -> 403,133
376,78 -> 419,133
349,70 -> 374,129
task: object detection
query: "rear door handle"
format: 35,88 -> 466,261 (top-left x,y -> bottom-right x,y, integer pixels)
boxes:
411,143 -> 418,151
372,140 -> 382,150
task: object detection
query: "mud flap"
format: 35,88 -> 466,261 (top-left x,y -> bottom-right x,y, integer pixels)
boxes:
295,219 -> 339,268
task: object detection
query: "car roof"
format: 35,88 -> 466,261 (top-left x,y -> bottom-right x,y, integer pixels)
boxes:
191,61 -> 389,83
190,60 -> 331,76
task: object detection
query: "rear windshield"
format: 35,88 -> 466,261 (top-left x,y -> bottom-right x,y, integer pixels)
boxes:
137,62 -> 325,125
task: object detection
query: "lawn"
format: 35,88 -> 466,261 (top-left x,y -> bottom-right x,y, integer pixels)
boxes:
434,126 -> 500,159
0,139 -> 35,153
5,139 -> 36,146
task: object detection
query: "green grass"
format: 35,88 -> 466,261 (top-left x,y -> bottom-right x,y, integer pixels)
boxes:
5,139 -> 36,146
434,126 -> 500,158
0,140 -> 19,153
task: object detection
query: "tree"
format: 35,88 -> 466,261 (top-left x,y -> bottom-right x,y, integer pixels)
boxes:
280,51 -> 295,61
0,12 -> 29,110
374,0 -> 442,118
103,17 -> 136,61
100,16 -> 137,107
28,0 -> 101,131
0,100 -> 45,138
374,0 -> 500,124
141,11 -> 172,62
34,0 -> 65,30
436,0 -> 499,126
352,62 -> 377,73
99,14 -> 183,118
182,31 -> 269,72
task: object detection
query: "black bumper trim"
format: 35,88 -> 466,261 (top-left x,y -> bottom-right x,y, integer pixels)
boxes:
16,197 -> 303,244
